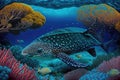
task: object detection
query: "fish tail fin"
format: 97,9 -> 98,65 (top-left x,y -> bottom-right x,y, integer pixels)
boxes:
100,39 -> 114,53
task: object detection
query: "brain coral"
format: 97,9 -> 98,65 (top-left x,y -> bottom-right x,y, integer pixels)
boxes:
0,2 -> 45,34
77,4 -> 120,32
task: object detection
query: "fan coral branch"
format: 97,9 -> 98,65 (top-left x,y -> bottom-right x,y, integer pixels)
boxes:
0,2 -> 45,34
0,49 -> 38,80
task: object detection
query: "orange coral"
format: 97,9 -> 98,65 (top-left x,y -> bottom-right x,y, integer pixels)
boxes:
77,4 -> 120,29
115,21 -> 120,32
0,2 -> 45,34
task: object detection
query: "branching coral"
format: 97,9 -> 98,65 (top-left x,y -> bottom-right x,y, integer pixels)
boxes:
97,56 -> 120,73
0,2 -> 46,34
0,49 -> 38,80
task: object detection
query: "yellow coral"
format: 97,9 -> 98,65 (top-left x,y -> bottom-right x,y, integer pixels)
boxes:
0,2 -> 45,33
107,69 -> 120,76
38,67 -> 51,75
77,4 -> 120,28
22,11 -> 46,28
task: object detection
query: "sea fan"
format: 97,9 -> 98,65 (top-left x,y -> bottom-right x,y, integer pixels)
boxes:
97,56 -> 120,73
0,49 -> 38,80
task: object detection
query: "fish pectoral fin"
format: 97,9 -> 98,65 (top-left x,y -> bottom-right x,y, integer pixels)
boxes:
56,52 -> 89,68
87,48 -> 96,57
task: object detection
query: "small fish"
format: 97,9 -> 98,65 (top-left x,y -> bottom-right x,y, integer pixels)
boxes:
22,27 -> 102,68
16,40 -> 24,44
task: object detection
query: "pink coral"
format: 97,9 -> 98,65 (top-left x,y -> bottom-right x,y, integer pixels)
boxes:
0,49 -> 38,80
64,69 -> 88,80
97,56 -> 120,73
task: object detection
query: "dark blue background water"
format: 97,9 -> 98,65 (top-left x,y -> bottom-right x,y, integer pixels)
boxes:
6,6 -> 85,47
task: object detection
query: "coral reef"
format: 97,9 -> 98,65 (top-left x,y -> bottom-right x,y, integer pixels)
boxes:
0,49 -> 38,80
77,4 -> 120,27
87,51 -> 120,70
79,69 -> 109,80
97,56 -> 120,73
0,66 -> 11,80
0,2 -> 45,34
10,45 -> 39,68
64,69 -> 88,80
0,0 -> 120,11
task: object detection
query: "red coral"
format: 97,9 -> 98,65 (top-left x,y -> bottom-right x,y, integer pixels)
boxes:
97,56 -> 120,73
0,49 -> 38,80
64,69 -> 88,80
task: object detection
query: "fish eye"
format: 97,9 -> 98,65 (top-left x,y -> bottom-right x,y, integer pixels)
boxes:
37,48 -> 43,53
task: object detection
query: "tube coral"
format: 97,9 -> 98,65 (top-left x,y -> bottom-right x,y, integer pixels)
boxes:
0,2 -> 45,34
0,49 -> 38,80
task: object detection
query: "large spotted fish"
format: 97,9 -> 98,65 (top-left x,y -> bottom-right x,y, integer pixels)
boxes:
22,27 -> 102,68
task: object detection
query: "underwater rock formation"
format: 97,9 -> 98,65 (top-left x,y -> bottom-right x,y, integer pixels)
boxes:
0,2 -> 45,34
0,0 -> 120,11
0,49 -> 38,80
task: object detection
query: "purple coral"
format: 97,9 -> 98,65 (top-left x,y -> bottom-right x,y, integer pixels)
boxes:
97,56 -> 120,73
64,69 -> 88,80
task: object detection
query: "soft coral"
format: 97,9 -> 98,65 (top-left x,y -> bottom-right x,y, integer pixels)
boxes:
0,49 -> 38,80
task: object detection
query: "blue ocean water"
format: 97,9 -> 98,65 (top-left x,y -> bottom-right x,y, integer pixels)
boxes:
6,6 -> 85,47
0,1 -> 120,80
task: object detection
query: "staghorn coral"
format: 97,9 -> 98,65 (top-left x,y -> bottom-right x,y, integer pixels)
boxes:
0,2 -> 45,34
0,49 -> 38,80
97,56 -> 120,73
